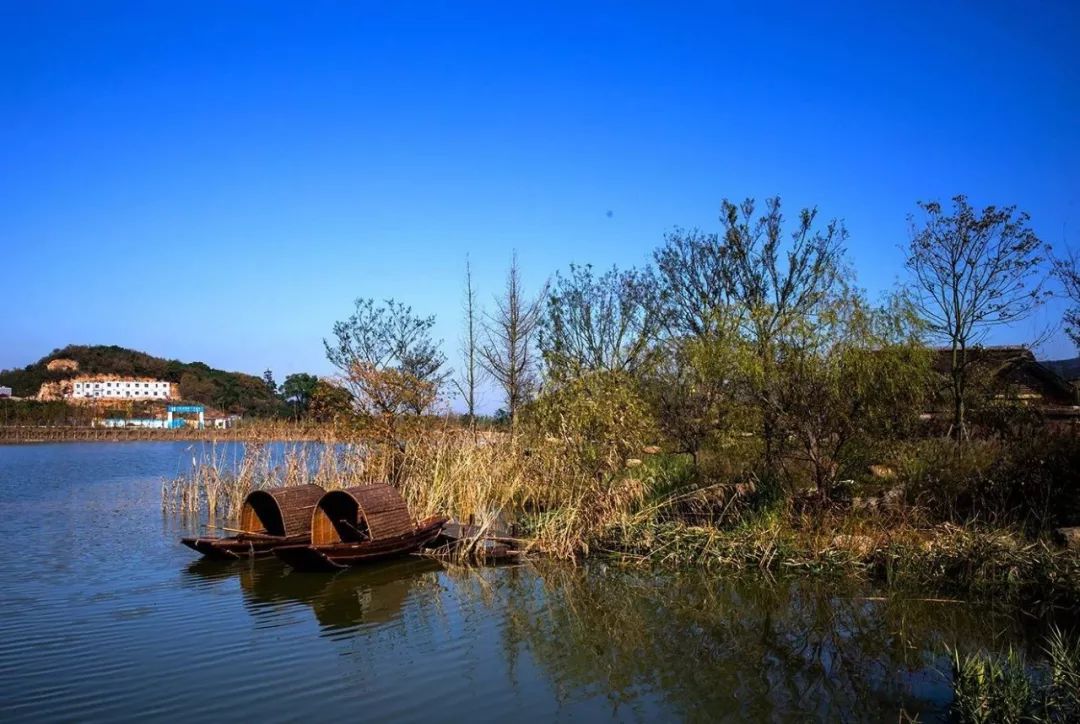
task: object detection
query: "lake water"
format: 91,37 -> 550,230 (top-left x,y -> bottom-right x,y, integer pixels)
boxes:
0,442 -> 1060,722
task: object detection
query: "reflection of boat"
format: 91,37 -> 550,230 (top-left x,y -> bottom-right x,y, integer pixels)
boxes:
183,557 -> 244,583
239,557 -> 445,629
181,484 -> 325,558
274,484 -> 448,571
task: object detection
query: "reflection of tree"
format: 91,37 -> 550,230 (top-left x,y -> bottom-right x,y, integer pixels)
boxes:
181,558 -> 1063,721
485,564 -> 1046,722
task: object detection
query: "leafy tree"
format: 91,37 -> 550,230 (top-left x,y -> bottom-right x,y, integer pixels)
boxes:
719,197 -> 847,472
324,298 -> 448,433
642,334 -> 738,466
652,228 -> 745,463
480,253 -> 544,430
904,195 -> 1048,437
772,291 -> 930,500
529,370 -> 657,480
262,369 -> 278,395
179,371 -> 216,405
541,263 -> 664,382
308,379 -> 354,423
213,377 -> 241,413
281,373 -> 319,418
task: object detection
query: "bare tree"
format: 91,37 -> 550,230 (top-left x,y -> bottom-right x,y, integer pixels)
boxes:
653,227 -> 731,339
453,256 -> 481,427
479,253 -> 544,430
1053,247 -> 1080,350
905,195 -> 1048,437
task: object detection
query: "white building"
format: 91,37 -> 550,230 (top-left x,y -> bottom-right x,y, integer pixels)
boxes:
0,386 -> 11,398
71,379 -> 173,400
97,418 -> 169,428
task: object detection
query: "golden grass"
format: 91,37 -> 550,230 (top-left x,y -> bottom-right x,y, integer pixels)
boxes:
161,425 -> 664,558
161,441 -> 370,521
159,428 -> 1080,605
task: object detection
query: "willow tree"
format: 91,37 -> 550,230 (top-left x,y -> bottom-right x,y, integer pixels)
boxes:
904,195 -> 1047,438
774,292 -> 930,500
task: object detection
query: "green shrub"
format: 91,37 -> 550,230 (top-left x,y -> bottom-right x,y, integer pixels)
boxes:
526,370 -> 657,479
898,435 -> 1080,533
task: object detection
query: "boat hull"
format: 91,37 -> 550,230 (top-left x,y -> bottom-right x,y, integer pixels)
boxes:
274,516 -> 448,571
180,534 -> 308,559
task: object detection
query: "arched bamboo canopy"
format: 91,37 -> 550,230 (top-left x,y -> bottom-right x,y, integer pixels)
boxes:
239,484 -> 325,538
311,484 -> 416,545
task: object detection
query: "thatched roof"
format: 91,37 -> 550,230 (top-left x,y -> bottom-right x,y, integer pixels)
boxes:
239,484 -> 325,538
311,484 -> 416,545
930,345 -> 1077,406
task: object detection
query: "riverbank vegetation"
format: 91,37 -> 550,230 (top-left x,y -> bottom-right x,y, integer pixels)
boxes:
950,627 -> 1080,723
163,193 -> 1080,608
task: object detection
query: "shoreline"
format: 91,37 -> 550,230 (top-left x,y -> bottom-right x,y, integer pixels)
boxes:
0,425 -> 337,444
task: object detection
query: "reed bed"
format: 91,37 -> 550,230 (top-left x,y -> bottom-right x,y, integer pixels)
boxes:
160,429 -> 1080,605
160,427 -> 663,558
392,428 -> 656,559
161,441 -> 371,522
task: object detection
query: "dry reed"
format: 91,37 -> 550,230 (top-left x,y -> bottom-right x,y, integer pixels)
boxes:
161,441 -> 371,522
159,428 -> 1080,605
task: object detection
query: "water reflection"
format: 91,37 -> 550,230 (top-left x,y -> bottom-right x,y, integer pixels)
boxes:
183,558 -> 240,583
179,556 -> 1065,721
246,559 -> 444,631
471,564 -> 1057,722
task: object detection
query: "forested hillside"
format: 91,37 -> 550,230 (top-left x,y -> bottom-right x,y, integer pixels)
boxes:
0,345 -> 284,416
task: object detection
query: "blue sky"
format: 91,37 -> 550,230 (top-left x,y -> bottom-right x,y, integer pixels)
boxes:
2,2 -> 1078,407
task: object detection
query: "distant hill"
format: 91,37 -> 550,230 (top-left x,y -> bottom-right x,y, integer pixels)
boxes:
1042,356 -> 1080,382
0,345 -> 284,417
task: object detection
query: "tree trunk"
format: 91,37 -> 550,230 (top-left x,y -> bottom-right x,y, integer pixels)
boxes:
949,341 -> 967,440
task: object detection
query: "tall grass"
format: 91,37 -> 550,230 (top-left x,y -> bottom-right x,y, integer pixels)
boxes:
160,428 -> 1080,604
160,426 -> 669,557
161,441 -> 370,521
950,627 -> 1080,723
393,428 -> 660,559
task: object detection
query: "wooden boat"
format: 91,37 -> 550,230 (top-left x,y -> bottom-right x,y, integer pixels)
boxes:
273,484 -> 448,572
181,484 -> 325,559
